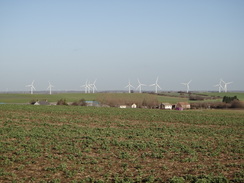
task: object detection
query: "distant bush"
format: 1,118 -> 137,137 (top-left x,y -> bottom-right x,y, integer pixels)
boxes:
223,96 -> 239,103
72,99 -> 87,106
57,99 -> 68,106
141,96 -> 159,108
231,100 -> 244,108
189,95 -> 205,101
29,99 -> 37,105
190,102 -> 210,109
191,102 -> 233,109
210,102 -> 231,109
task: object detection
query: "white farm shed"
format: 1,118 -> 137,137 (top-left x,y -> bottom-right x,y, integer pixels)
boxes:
131,103 -> 137,108
161,103 -> 172,110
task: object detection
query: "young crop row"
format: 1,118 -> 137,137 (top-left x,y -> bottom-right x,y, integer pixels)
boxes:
0,104 -> 243,182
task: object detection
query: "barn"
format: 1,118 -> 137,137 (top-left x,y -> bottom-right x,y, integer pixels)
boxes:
176,102 -> 191,110
160,103 -> 172,110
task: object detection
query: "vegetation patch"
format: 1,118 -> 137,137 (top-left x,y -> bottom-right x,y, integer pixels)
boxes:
0,105 -> 243,182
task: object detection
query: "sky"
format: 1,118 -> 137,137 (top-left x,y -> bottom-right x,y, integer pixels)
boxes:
0,0 -> 244,92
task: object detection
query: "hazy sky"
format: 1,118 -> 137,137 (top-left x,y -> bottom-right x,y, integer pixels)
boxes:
1,0 -> 244,92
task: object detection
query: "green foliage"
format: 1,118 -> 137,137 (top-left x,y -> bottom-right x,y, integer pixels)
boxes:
0,104 -> 243,182
201,92 -> 244,101
223,96 -> 238,103
170,176 -> 185,183
56,98 -> 68,105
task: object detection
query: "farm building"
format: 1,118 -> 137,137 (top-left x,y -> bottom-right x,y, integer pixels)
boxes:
160,103 -> 172,110
33,100 -> 50,105
175,102 -> 191,110
131,103 -> 137,108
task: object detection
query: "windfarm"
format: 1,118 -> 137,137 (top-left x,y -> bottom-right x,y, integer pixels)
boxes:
1,1 -> 243,182
3,77 -> 238,95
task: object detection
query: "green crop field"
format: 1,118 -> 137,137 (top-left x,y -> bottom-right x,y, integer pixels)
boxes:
0,105 -> 243,182
0,93 -> 98,104
1,92 -> 243,105
0,93 -> 188,104
201,92 -> 244,101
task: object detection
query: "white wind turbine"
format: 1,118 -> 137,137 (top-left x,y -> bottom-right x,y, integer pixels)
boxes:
81,80 -> 90,93
90,79 -> 97,93
125,80 -> 134,93
136,79 -> 146,93
214,83 -> 223,93
26,80 -> 36,94
181,80 -> 192,93
150,77 -> 161,93
221,79 -> 232,93
47,81 -> 54,95
87,81 -> 92,93
214,80 -> 224,93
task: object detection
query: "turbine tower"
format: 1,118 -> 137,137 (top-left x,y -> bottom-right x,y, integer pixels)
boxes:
220,79 -> 232,93
181,80 -> 192,93
136,79 -> 146,93
150,77 -> 161,93
125,80 -> 134,93
47,81 -> 54,95
26,80 -> 36,94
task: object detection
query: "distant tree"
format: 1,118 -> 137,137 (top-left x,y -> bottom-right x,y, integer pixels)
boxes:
57,99 -> 68,105
223,96 -> 239,103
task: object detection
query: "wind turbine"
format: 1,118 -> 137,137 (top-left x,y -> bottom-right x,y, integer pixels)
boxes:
81,80 -> 90,93
26,80 -> 36,94
47,81 -> 54,95
150,77 -> 161,93
136,79 -> 146,93
220,79 -> 232,93
87,81 -> 92,93
181,80 -> 192,93
90,79 -> 97,93
214,80 -> 224,93
125,80 -> 134,93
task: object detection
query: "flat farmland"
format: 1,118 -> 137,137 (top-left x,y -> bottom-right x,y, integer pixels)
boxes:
0,105 -> 243,182
0,93 -> 188,104
201,92 -> 244,101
